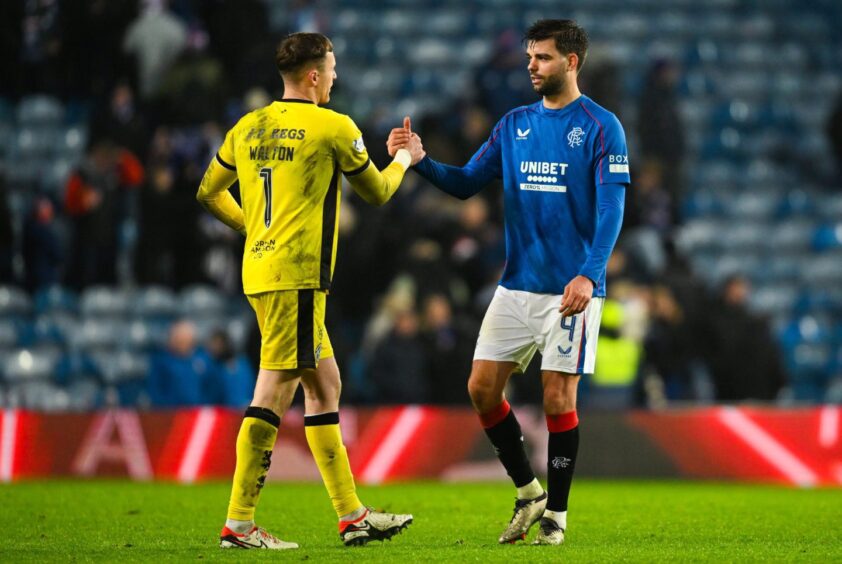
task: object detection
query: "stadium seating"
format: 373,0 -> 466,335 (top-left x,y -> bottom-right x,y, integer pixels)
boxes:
1,0 -> 841,407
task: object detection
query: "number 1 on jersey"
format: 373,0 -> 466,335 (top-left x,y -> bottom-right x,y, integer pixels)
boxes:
259,167 -> 272,227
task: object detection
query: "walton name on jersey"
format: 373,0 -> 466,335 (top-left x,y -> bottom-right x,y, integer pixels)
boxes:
248,145 -> 295,162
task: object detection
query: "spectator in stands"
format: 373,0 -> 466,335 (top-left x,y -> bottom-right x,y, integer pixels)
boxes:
370,308 -> 429,403
61,1 -> 137,99
135,163 -> 178,286
203,0 -> 275,97
476,29 -> 536,120
90,83 -> 150,160
205,329 -> 254,408
157,27 -> 226,125
638,59 -> 686,213
147,319 -> 214,407
623,160 -> 674,235
0,3 -> 23,98
580,50 -> 623,117
447,197 -> 505,295
0,178 -> 13,284
706,276 -> 787,402
123,0 -> 187,100
828,90 -> 842,180
64,139 -> 144,289
22,196 -> 62,292
420,294 -> 476,404
16,0 -> 64,95
589,300 -> 642,408
643,285 -> 696,400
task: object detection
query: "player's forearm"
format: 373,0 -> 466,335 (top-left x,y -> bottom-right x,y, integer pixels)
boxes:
578,183 -> 626,283
197,191 -> 246,233
196,158 -> 245,233
348,149 -> 411,206
413,156 -> 487,200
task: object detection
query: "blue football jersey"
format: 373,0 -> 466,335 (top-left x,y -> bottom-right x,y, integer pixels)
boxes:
469,95 -> 630,296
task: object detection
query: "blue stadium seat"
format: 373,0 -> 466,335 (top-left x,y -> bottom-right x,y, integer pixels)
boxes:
126,319 -> 170,352
816,194 -> 842,222
768,220 -> 815,253
131,286 -> 179,321
779,315 -> 834,349
1,348 -> 59,383
728,192 -> 779,221
12,125 -> 58,159
16,95 -> 64,125
80,286 -> 131,318
0,286 -> 32,318
812,223 -> 842,251
0,320 -> 21,349
56,350 -> 100,386
65,379 -> 102,411
776,190 -> 817,219
69,319 -> 125,352
179,285 -> 226,318
6,381 -> 69,411
682,190 -> 725,220
719,224 -> 770,253
90,351 -> 148,386
34,286 -> 78,314
32,312 -> 77,348
803,253 -> 842,286
794,289 -> 842,317
749,285 -> 798,316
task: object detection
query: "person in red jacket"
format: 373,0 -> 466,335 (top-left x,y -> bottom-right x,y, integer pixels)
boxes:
64,139 -> 143,289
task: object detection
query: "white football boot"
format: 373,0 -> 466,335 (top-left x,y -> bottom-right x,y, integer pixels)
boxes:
219,525 -> 298,549
339,507 -> 413,546
498,492 -> 548,543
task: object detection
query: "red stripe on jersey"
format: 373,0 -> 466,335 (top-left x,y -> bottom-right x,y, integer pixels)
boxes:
579,101 -> 605,185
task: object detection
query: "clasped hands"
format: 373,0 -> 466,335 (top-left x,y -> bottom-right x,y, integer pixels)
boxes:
387,116 -> 426,166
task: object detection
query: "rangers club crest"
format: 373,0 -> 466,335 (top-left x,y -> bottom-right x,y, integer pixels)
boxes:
567,126 -> 585,148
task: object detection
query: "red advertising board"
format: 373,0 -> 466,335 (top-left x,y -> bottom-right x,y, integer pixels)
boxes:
1,406 -> 840,487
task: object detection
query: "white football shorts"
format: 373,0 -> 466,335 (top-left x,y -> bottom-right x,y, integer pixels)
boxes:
474,285 -> 604,374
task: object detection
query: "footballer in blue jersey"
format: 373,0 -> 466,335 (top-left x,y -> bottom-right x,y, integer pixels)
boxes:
388,20 -> 629,546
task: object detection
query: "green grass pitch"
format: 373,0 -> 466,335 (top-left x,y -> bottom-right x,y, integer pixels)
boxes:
1,480 -> 840,562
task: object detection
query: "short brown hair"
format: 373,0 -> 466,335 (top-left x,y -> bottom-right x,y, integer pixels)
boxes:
275,32 -> 334,77
525,19 -> 589,72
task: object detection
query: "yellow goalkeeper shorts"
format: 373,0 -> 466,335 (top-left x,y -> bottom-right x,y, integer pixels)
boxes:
247,290 -> 333,370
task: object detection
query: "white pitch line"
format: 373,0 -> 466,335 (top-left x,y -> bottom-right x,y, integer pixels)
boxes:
360,406 -> 425,484
177,408 -> 218,484
718,407 -> 818,488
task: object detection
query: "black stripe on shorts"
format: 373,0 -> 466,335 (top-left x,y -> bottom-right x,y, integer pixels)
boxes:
297,290 -> 316,368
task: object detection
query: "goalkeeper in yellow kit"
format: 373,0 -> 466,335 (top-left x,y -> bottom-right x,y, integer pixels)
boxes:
196,32 -> 425,549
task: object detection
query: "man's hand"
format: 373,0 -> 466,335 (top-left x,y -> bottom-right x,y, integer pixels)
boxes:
559,275 -> 594,317
387,117 -> 424,165
405,132 -> 426,165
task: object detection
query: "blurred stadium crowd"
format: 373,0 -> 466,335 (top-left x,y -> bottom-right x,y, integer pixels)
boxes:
0,0 -> 841,411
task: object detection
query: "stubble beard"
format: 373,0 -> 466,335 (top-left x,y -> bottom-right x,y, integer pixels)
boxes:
534,73 -> 566,97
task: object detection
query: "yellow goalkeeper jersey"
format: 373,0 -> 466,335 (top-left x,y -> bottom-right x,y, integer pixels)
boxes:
200,99 -> 402,294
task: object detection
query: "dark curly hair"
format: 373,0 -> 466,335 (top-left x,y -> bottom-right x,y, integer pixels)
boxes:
524,19 -> 589,72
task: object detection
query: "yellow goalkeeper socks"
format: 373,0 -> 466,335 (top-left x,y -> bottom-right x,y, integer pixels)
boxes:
226,406 -> 280,521
304,412 -> 363,517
